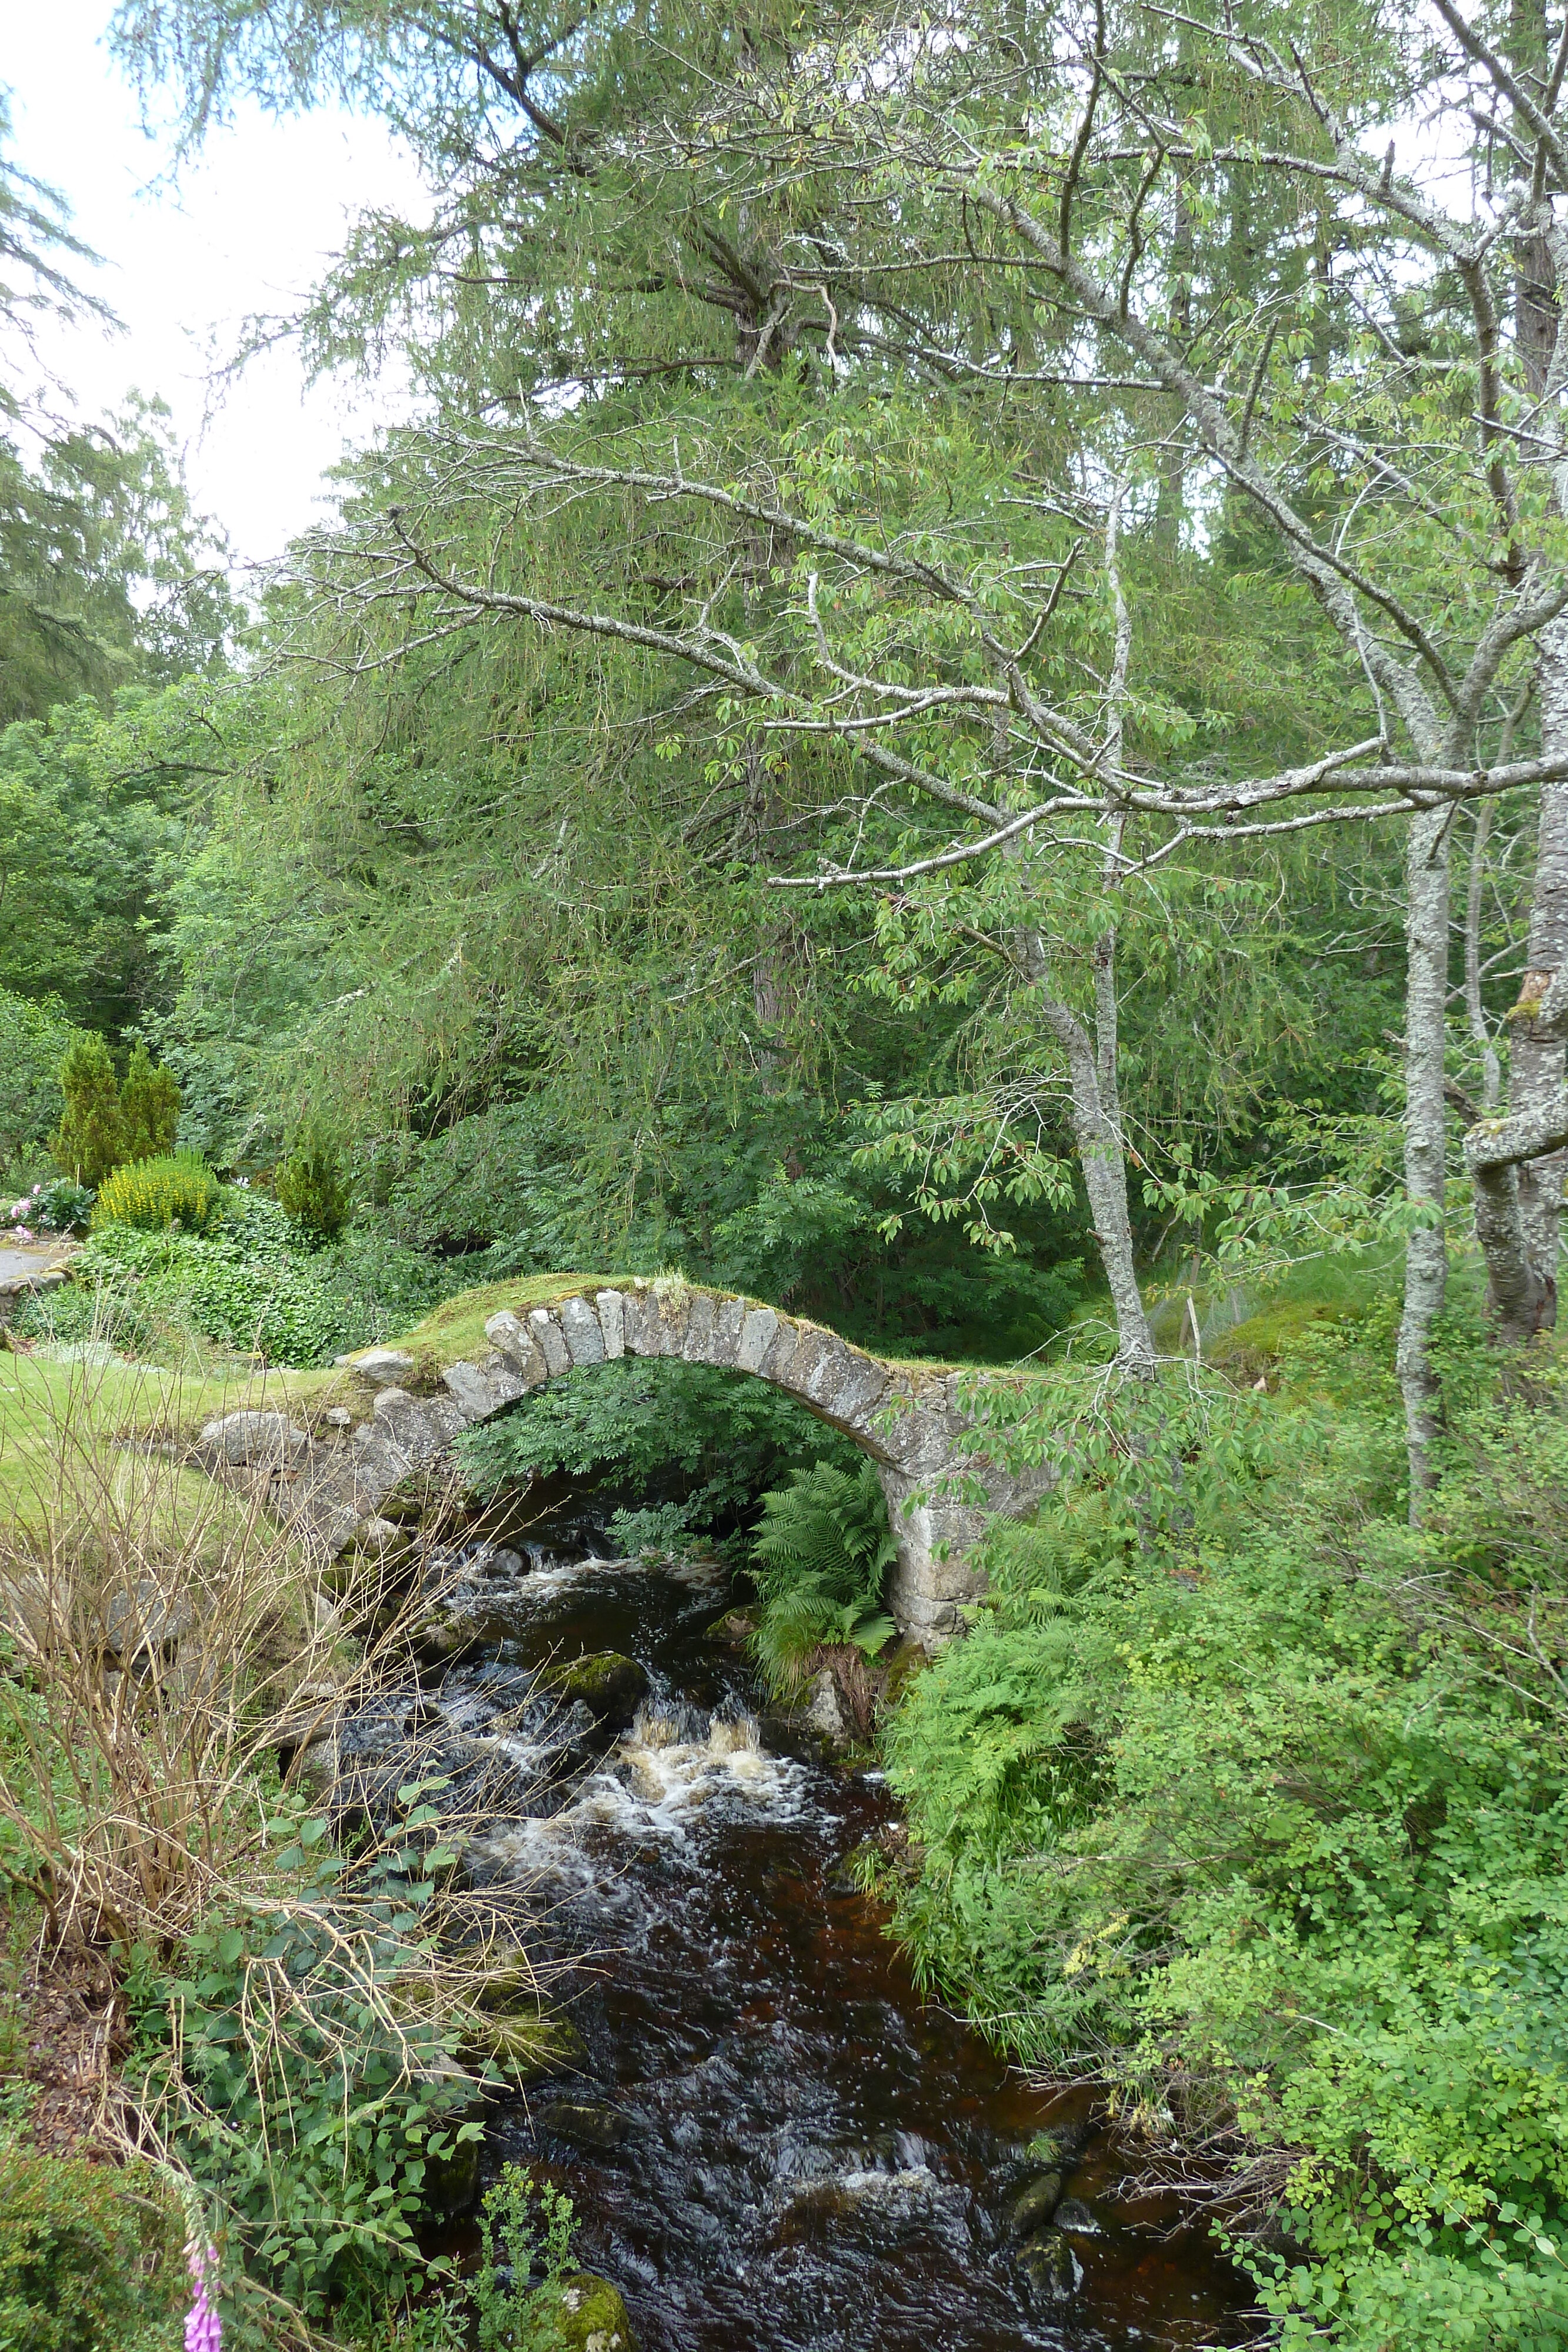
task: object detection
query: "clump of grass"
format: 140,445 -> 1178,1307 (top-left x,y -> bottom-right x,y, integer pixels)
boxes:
0,1353 -> 559,2346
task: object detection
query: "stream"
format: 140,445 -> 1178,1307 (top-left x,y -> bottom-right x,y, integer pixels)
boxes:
337,1521 -> 1255,2351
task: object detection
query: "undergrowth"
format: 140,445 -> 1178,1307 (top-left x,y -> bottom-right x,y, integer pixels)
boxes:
882,1301 -> 1568,2348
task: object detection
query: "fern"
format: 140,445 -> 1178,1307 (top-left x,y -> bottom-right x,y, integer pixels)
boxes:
750,1461 -> 897,1693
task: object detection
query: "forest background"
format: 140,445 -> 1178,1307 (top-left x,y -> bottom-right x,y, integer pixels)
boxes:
5,0 -> 1568,2346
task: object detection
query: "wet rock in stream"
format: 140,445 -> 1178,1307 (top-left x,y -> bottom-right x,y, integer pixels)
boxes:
1005,2167 -> 1065,2238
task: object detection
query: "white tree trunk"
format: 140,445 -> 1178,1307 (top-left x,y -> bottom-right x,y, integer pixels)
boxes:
1396,806 -> 1452,1506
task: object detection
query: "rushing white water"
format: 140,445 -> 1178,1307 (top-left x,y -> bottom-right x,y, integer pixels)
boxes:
477,1699 -> 816,1904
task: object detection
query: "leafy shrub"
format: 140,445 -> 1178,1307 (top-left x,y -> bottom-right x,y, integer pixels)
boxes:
0,991 -> 89,1167
51,1038 -> 181,1186
882,1328 -> 1568,2350
49,1033 -> 123,1187
750,1459 -> 897,1692
128,1819 -> 483,2341
32,1176 -> 94,1232
76,1222 -> 373,1365
470,2167 -> 576,2350
8,1273 -> 155,1357
92,1152 -> 222,1236
275,1122 -> 351,1244
0,2143 -> 182,2350
118,1046 -> 182,1164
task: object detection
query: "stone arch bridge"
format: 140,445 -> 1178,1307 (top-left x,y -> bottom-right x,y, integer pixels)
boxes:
201,1281 -> 1052,1648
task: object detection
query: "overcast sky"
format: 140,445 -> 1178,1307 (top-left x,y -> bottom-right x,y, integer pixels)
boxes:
3,0 -> 426,574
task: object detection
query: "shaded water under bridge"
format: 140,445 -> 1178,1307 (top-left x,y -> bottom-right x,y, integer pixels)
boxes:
202,1280 -> 1053,1647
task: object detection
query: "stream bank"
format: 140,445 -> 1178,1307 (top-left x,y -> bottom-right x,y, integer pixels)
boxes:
316,1515 -> 1255,2350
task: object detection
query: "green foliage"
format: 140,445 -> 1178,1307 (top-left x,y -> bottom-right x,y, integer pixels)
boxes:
470,2168 -> 576,2352
127,1813 -> 482,2341
118,1046 -> 182,1164
884,1325 -> 1568,2348
49,1032 -> 124,1186
750,1460 -> 897,1692
457,1357 -> 862,1541
8,1269 -> 155,1358
275,1122 -> 352,1244
0,992 -> 89,1168
68,1217 -> 374,1366
92,1151 -> 219,1236
31,1176 -> 94,1232
0,2142 -> 182,2351
50,1037 -> 182,1187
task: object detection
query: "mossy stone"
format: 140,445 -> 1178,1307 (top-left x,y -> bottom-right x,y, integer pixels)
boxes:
1017,2226 -> 1075,2298
706,1609 -> 756,1646
1007,2169 -> 1064,2238
552,2271 -> 637,2351
539,1649 -> 648,1725
461,2007 -> 589,2081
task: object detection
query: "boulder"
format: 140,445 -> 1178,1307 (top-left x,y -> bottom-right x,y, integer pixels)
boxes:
1017,2227 -> 1076,2298
198,1410 -> 310,1468
460,2009 -> 589,2079
552,2273 -> 638,2352
771,2164 -> 939,2246
536,2097 -> 631,2154
1052,2196 -> 1104,2235
104,1579 -> 192,1662
706,1609 -> 757,1648
539,1650 -> 649,1727
347,1348 -> 417,1388
804,1666 -> 850,1745
1006,2170 -> 1065,2239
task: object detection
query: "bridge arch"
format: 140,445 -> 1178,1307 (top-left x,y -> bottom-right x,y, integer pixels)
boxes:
228,1280 -> 1051,1649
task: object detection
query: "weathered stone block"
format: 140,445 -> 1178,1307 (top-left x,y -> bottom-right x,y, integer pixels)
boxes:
681,1289 -> 717,1362
528,1309 -> 571,1375
736,1307 -> 778,1374
775,1325 -> 828,1398
617,1287 -> 656,1355
349,1347 -> 416,1389
443,1355 -> 524,1418
372,1389 -> 453,1466
485,1311 -> 549,1385
651,1281 -> 692,1353
760,1317 -> 804,1385
705,1295 -> 744,1367
596,1289 -> 626,1358
560,1295 -> 606,1367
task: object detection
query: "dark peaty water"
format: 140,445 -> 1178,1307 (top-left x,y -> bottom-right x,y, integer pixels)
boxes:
402,1541 -> 1254,2352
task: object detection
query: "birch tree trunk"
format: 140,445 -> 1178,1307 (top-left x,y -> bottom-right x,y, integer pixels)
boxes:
1509,619 -> 1568,1317
1396,806 -> 1452,1501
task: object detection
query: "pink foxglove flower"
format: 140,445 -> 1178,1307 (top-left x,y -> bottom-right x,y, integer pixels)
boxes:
184,2241 -> 222,2351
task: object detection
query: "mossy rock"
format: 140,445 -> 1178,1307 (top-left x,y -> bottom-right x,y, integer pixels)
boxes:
539,1649 -> 648,1726
1017,2226 -> 1075,2299
880,1635 -> 929,1704
461,2007 -> 589,2081
1006,2169 -> 1064,2238
550,2271 -> 638,2351
706,1609 -> 757,1646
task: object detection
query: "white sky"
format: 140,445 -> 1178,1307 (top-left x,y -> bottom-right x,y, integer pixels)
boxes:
2,0 -> 427,574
